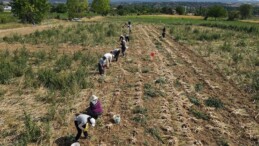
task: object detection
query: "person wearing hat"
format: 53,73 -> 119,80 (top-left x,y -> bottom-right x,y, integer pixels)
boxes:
74,114 -> 96,142
119,35 -> 124,42
110,48 -> 120,62
87,95 -> 103,119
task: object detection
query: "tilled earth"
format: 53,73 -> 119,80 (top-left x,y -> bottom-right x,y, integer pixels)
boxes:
0,23 -> 258,146
62,24 -> 258,146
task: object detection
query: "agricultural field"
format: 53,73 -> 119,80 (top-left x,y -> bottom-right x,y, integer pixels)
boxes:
0,15 -> 258,146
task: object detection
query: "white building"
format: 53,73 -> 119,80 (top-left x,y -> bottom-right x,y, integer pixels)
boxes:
4,6 -> 12,11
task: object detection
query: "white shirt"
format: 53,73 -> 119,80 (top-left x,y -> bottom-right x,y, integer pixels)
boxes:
75,114 -> 90,130
104,53 -> 113,63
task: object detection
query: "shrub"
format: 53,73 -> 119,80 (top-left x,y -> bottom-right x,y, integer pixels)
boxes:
205,97 -> 224,108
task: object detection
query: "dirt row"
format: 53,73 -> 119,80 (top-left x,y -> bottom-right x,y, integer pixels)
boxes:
55,24 -> 259,146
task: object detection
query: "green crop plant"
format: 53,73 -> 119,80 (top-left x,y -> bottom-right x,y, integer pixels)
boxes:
16,112 -> 41,145
188,96 -> 200,106
205,97 -> 224,109
195,83 -> 204,92
132,106 -> 147,114
155,77 -> 166,84
221,42 -> 232,52
189,108 -> 210,120
55,54 -> 72,72
146,128 -> 164,143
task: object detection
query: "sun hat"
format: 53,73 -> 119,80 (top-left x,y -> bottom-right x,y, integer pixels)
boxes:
91,95 -> 98,101
90,118 -> 96,127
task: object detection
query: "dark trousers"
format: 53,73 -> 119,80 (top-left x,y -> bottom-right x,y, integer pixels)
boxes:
74,121 -> 88,141
114,50 -> 120,61
125,36 -> 130,42
98,63 -> 104,75
121,47 -> 126,56
87,110 -> 102,119
162,32 -> 165,38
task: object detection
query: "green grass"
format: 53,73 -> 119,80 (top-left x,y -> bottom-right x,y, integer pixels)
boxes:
109,15 -> 259,34
0,48 -> 96,94
0,12 -> 17,24
3,23 -> 120,46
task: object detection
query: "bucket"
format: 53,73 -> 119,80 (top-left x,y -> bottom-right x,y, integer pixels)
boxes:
113,115 -> 121,124
71,142 -> 80,146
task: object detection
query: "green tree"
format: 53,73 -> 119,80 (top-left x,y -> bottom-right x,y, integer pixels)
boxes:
67,0 -> 88,19
0,5 -> 4,13
51,3 -> 67,13
11,0 -> 50,24
207,5 -> 227,20
176,6 -> 185,15
239,4 -> 253,19
228,10 -> 240,21
91,0 -> 110,15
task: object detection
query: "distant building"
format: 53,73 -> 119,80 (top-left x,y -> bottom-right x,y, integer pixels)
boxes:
4,6 -> 11,11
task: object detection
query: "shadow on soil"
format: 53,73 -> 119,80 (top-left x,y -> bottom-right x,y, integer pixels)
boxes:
55,136 -> 74,146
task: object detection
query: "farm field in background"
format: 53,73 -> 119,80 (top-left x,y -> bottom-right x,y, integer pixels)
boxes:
0,15 -> 258,146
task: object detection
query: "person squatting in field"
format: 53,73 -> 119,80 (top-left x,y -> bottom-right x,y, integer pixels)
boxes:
87,95 -> 103,119
111,48 -> 121,61
74,114 -> 96,142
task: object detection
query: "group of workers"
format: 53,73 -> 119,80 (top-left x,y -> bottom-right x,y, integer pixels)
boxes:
73,22 -> 132,142
98,22 -> 131,75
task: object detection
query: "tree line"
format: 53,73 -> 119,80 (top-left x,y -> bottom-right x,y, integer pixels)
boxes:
2,0 -> 258,24
10,0 -> 111,24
